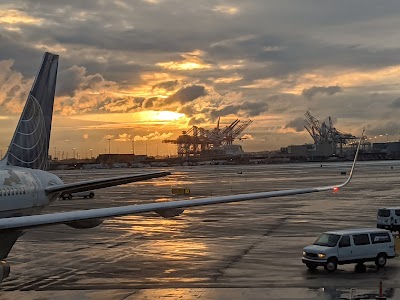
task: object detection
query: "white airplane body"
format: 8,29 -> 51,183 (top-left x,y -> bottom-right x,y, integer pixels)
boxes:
0,167 -> 58,216
0,52 -> 362,282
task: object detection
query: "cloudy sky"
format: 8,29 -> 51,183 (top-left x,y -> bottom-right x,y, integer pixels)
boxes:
1,0 -> 400,158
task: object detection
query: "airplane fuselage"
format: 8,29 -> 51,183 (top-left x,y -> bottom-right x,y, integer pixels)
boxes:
0,167 -> 63,218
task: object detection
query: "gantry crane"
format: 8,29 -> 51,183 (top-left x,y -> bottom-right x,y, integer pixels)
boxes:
304,111 -> 356,156
163,118 -> 252,158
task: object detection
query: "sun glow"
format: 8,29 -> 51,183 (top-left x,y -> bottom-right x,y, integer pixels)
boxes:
157,50 -> 211,70
0,9 -> 43,25
157,61 -> 210,71
142,110 -> 185,122
69,110 -> 187,125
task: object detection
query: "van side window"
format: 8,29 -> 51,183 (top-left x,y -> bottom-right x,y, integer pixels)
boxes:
395,210 -> 400,216
353,234 -> 370,246
339,235 -> 351,247
378,209 -> 390,217
371,232 -> 391,244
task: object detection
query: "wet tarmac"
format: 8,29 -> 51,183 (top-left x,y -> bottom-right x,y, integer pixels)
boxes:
1,161 -> 400,299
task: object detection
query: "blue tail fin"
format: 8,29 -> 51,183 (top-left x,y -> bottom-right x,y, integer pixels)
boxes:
1,52 -> 59,170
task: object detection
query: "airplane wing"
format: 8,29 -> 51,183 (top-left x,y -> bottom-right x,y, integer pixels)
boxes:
0,133 -> 363,231
45,171 -> 171,195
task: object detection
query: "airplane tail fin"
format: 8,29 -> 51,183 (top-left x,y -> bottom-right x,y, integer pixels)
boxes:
1,52 -> 59,170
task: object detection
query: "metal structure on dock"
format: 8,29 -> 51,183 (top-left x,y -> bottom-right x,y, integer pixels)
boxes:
304,111 -> 357,156
163,118 -> 252,158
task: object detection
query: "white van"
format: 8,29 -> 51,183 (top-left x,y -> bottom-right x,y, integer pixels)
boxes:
302,228 -> 395,272
377,207 -> 400,232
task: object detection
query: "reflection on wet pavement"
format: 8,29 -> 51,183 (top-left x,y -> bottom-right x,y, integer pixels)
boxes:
2,162 -> 400,299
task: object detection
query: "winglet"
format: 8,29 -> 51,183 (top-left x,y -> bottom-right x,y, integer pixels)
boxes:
335,128 -> 365,189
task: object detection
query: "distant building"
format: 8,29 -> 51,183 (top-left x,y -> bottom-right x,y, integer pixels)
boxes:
96,154 -> 149,165
287,141 -> 334,159
222,145 -> 244,156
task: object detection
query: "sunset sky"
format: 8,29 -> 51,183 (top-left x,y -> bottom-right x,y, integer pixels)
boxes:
2,1 -> 400,158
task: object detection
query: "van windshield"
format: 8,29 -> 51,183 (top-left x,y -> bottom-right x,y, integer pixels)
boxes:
314,233 -> 340,247
378,209 -> 390,217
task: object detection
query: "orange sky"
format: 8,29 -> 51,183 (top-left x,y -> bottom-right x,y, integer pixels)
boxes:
2,2 -> 400,157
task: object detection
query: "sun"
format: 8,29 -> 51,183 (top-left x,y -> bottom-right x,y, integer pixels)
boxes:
142,110 -> 186,122
67,110 -> 188,126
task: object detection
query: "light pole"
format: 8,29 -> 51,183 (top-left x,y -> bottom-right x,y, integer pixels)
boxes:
108,139 -> 111,154
90,148 -> 93,158
73,148 -> 76,160
54,146 -> 56,160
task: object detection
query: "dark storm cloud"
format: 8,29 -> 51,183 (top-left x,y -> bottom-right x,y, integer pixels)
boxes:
5,85 -> 21,99
367,121 -> 400,136
112,98 -> 128,107
285,117 -> 305,132
7,1 -> 237,55
188,116 -> 206,126
91,97 -> 111,111
4,0 -> 400,88
81,61 -> 146,87
57,66 -> 84,97
209,34 -> 400,85
209,101 -> 268,120
143,97 -> 158,109
390,97 -> 400,108
57,98 -> 74,112
152,80 -> 179,92
178,104 -> 198,117
239,101 -> 269,116
80,74 -> 104,90
0,30 -> 44,76
134,97 -> 145,106
302,86 -> 342,100
97,96 -> 143,113
165,85 -> 207,104
3,0 -> 400,150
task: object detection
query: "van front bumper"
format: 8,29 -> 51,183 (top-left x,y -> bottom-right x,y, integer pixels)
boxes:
302,257 -> 328,266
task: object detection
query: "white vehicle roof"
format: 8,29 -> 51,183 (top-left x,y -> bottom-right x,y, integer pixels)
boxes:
325,228 -> 391,235
378,207 -> 400,210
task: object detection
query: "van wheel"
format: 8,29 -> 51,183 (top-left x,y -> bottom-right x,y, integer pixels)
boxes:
89,193 -> 94,198
375,253 -> 387,267
306,263 -> 318,270
68,194 -> 72,200
324,258 -> 337,272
